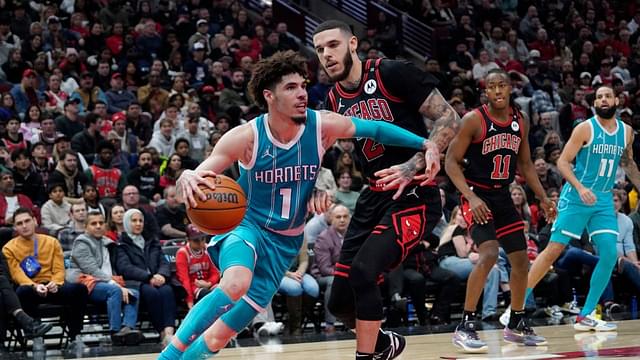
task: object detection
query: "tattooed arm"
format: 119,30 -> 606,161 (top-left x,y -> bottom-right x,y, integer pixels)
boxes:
621,125 -> 640,191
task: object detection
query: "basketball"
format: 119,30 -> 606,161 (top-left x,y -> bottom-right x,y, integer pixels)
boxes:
186,175 -> 247,234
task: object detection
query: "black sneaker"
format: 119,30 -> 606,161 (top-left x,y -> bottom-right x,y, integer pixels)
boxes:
24,321 -> 53,339
373,330 -> 406,360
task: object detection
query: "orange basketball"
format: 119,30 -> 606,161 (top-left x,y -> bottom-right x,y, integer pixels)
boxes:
186,175 -> 247,234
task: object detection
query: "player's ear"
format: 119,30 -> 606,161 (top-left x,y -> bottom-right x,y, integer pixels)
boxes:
349,36 -> 358,53
263,89 -> 273,104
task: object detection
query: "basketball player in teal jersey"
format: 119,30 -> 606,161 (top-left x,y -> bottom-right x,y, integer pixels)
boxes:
158,51 -> 440,359
526,85 -> 640,332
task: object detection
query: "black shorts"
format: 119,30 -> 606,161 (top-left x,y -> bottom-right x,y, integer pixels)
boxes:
460,187 -> 526,254
335,184 -> 442,276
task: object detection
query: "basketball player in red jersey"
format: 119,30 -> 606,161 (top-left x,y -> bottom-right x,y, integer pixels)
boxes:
445,68 -> 557,353
313,20 -> 459,360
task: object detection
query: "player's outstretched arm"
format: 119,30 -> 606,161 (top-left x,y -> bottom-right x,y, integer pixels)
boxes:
320,110 -> 440,198
177,124 -> 253,207
621,125 -> 640,191
515,114 -> 556,221
557,122 -> 596,205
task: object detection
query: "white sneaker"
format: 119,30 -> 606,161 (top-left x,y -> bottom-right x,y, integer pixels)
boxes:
573,315 -> 617,331
561,301 -> 581,314
499,305 -> 510,327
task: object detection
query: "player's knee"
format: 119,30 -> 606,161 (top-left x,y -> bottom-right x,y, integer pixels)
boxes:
219,279 -> 250,301
348,261 -> 377,291
593,234 -> 617,266
477,249 -> 499,269
203,329 -> 230,352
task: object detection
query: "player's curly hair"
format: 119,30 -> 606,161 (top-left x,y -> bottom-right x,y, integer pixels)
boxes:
248,50 -> 308,110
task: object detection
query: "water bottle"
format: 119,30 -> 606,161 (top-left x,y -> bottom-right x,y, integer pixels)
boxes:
631,296 -> 638,320
407,301 -> 416,323
595,304 -> 602,320
572,288 -> 578,304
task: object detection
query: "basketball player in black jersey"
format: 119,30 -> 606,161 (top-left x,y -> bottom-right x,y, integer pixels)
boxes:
445,69 -> 557,353
313,21 -> 459,360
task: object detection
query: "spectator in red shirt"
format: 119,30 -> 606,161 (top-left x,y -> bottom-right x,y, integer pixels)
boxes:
528,28 -> 556,61
495,46 -> 524,73
175,225 -> 220,309
233,35 -> 260,65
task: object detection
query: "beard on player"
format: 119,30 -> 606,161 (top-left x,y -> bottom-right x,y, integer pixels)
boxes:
595,103 -> 617,120
326,48 -> 354,83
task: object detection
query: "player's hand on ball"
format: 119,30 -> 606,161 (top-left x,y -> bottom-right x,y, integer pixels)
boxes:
177,169 -> 218,208
468,194 -> 491,225
308,189 -> 332,215
539,197 -> 557,222
577,186 -> 597,205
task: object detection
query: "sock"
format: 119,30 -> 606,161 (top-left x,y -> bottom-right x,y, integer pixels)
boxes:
461,311 -> 476,324
356,351 -> 374,359
508,310 -> 525,329
525,288 -> 533,300
158,343 -> 183,360
181,333 -> 218,359
579,234 -> 617,318
374,329 -> 390,353
174,288 -> 235,346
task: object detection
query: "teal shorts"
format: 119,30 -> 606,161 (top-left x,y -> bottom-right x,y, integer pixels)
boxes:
551,192 -> 618,244
206,218 -> 303,311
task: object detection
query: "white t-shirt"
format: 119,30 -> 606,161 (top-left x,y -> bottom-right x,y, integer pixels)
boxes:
5,195 -> 18,221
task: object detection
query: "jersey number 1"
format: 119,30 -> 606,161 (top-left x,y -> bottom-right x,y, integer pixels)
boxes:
491,154 -> 511,180
279,188 -> 292,220
362,139 -> 385,161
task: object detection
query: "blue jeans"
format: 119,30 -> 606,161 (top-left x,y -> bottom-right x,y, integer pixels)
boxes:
555,246 -> 614,302
90,282 -> 139,332
278,274 -> 320,298
439,256 -> 499,318
620,258 -> 640,292
497,248 -> 537,309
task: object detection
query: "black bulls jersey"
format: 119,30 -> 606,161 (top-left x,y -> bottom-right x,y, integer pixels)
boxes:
325,58 -> 434,180
464,104 -> 524,189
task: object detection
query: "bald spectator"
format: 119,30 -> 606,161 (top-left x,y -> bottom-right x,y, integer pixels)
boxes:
495,46 -> 524,73
311,204 -> 350,334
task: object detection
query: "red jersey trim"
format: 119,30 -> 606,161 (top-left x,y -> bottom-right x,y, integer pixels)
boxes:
327,90 -> 338,112
481,104 -> 513,127
374,59 -> 404,103
334,59 -> 372,99
471,108 -> 487,144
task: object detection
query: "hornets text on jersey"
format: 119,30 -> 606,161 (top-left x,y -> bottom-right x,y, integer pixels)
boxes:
237,109 -> 324,235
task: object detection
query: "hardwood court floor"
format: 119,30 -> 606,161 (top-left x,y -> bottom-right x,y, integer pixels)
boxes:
82,319 -> 640,360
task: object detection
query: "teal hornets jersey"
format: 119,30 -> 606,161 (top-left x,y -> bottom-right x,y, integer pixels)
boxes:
564,117 -> 626,198
237,109 -> 323,235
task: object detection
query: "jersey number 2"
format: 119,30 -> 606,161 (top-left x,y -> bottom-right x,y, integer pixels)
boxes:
491,154 -> 511,180
362,139 -> 385,161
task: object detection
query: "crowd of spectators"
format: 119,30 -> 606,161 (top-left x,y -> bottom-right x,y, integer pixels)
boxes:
1,0 -> 640,354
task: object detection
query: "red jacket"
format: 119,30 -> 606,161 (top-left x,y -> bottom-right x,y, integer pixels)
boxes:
175,246 -> 220,304
0,194 -> 39,226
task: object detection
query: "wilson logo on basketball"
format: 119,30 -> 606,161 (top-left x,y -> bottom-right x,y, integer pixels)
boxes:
205,192 -> 240,204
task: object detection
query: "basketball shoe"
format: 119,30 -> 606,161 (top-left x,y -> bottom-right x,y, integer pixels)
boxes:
452,320 -> 488,353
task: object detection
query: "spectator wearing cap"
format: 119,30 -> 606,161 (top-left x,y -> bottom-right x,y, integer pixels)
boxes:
184,42 -> 209,86
70,71 -> 108,116
188,19 -> 212,55
528,28 -> 555,61
579,71 -> 594,94
31,118 -> 60,155
198,84 -> 219,122
71,113 -> 105,164
156,185 -> 188,239
592,59 -> 623,86
106,73 -> 136,114
48,149 -> 89,204
111,111 -> 138,155
10,69 -> 43,117
11,148 -> 46,206
175,224 -> 220,309
40,183 -> 72,234
85,140 -> 125,200
0,170 -> 38,226
137,70 -> 169,120
58,47 -> 86,82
